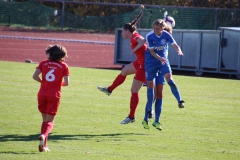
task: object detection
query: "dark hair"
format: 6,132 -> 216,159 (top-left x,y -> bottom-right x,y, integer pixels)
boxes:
122,5 -> 144,33
46,44 -> 67,62
152,19 -> 172,34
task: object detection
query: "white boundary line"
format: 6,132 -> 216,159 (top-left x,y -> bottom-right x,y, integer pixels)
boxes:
0,35 -> 115,45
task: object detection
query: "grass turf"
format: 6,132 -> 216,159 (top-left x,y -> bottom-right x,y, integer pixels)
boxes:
0,61 -> 239,160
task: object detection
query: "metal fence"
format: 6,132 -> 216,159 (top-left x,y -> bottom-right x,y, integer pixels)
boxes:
0,0 -> 240,31
114,27 -> 240,78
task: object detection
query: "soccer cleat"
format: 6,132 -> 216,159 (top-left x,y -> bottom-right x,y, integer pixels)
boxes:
142,120 -> 150,129
152,121 -> 162,131
148,110 -> 154,119
178,100 -> 185,108
43,147 -> 50,152
120,116 -> 135,124
38,134 -> 45,152
97,86 -> 111,96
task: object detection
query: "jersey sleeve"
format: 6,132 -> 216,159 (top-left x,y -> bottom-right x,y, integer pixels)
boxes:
63,63 -> 70,76
131,33 -> 142,48
165,31 -> 176,45
36,61 -> 43,70
146,31 -> 155,49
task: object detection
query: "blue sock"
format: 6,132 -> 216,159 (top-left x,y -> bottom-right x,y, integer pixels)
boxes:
168,79 -> 181,102
144,88 -> 154,121
154,99 -> 162,122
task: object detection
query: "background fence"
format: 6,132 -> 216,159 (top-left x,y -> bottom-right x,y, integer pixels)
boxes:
0,0 -> 240,32
114,27 -> 240,78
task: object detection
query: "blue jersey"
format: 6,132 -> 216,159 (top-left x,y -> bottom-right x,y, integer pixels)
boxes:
144,30 -> 175,81
145,30 -> 175,63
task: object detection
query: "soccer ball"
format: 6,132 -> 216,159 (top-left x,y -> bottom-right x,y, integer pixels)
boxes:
163,11 -> 175,28
164,16 -> 175,27
54,10 -> 58,16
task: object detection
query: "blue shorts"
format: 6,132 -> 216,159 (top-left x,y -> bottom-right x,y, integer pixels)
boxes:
155,71 -> 166,85
145,60 -> 172,81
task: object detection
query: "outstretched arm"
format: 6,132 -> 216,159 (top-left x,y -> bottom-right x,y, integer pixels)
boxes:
172,43 -> 183,56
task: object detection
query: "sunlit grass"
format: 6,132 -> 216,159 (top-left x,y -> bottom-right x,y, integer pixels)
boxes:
0,61 -> 239,160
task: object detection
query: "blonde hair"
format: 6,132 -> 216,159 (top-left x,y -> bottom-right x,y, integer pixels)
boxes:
152,19 -> 172,34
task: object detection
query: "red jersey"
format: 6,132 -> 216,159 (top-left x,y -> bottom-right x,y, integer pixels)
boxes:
130,32 -> 147,65
36,60 -> 70,98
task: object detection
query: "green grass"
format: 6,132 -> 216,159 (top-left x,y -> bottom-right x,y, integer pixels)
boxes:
0,61 -> 239,160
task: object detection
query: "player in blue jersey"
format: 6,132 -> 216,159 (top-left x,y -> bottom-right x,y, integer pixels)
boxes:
143,23 -> 174,120
142,19 -> 185,131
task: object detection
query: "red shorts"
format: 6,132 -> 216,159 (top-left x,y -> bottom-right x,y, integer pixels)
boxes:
133,60 -> 146,83
38,94 -> 60,115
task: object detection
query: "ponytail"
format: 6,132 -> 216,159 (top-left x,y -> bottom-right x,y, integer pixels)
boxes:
131,5 -> 144,26
123,5 -> 144,33
164,24 -> 173,35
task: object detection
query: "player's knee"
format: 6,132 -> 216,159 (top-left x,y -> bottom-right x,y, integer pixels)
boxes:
147,81 -> 154,88
168,80 -> 177,88
121,70 -> 126,76
131,88 -> 140,93
156,92 -> 163,99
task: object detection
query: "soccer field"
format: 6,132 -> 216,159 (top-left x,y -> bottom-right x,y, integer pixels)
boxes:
0,61 -> 239,160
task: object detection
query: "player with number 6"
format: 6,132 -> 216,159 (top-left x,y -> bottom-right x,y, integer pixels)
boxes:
32,44 -> 70,152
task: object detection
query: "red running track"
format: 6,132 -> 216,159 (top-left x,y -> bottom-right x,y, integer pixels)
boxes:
0,27 -> 121,69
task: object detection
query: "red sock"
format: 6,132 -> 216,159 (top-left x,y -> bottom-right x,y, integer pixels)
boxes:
43,121 -> 54,138
108,74 -> 126,92
41,122 -> 49,147
44,136 -> 48,147
129,93 -> 139,119
40,122 -> 46,134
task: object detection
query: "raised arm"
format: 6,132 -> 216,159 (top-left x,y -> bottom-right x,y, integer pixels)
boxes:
172,43 -> 184,56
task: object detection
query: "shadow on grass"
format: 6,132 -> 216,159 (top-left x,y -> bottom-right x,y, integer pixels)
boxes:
0,133 -> 148,155
0,151 -> 37,155
0,132 -> 147,142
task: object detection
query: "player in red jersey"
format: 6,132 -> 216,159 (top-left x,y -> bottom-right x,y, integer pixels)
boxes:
97,5 -> 147,124
33,44 -> 70,152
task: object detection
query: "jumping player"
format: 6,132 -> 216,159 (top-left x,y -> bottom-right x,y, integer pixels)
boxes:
143,23 -> 175,121
33,44 -> 70,152
97,5 -> 147,124
142,19 -> 184,130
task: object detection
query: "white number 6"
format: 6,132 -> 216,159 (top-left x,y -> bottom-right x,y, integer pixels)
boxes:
45,69 -> 55,82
